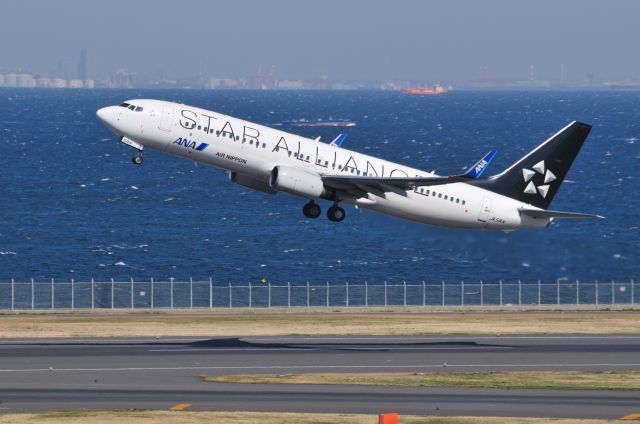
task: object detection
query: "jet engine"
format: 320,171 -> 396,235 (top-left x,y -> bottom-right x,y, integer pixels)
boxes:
229,172 -> 277,195
269,165 -> 325,199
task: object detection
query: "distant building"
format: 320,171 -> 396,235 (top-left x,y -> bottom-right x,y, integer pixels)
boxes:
78,49 -> 88,82
0,74 -> 4,87
5,73 -> 18,87
68,79 -> 84,88
37,77 -> 52,88
277,80 -> 304,89
18,73 -> 36,88
52,78 -> 67,88
84,79 -> 95,88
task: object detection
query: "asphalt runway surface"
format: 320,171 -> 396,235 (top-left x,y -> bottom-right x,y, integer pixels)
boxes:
1,335 -> 639,418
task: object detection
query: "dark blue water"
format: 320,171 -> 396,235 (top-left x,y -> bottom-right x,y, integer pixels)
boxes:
1,89 -> 638,283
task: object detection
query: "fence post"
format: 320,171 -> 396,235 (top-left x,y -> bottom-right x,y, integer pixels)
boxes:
480,280 -> 484,306
71,278 -> 75,310
190,277 -> 193,309
499,280 -> 503,306
346,282 -> 350,307
229,282 -> 232,308
365,281 -> 369,307
537,280 -> 541,305
403,281 -> 407,307
287,282 -> 291,308
326,282 -> 329,308
111,278 -> 114,309
612,279 -> 615,305
51,278 -> 55,309
130,278 -> 134,309
595,280 -> 599,305
307,281 -> 310,308
170,278 -> 174,309
209,277 -> 213,309
461,280 -> 465,306
556,279 -> 560,305
518,280 -> 521,306
442,280 -> 445,306
268,282 -> 271,308
249,282 -> 252,308
31,278 -> 35,310
151,278 -> 155,309
384,281 -> 388,307
423,281 -> 426,307
11,279 -> 14,311
632,279 -> 635,305
576,279 -> 580,305
91,278 -> 95,310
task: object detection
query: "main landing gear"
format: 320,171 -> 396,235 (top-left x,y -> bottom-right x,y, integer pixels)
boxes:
302,200 -> 321,219
327,204 -> 346,222
132,153 -> 143,165
302,201 -> 345,222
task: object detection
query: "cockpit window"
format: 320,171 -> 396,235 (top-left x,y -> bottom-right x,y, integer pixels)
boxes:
128,105 -> 136,110
135,106 -> 143,112
119,102 -> 130,108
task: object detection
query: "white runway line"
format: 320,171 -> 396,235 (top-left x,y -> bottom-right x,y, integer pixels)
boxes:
1,363 -> 640,373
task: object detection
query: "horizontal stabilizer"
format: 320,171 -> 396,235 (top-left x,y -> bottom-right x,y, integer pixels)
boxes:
463,150 -> 497,179
330,133 -> 347,147
518,208 -> 605,220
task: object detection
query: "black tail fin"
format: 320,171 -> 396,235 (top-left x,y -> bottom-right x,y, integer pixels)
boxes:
471,121 -> 592,209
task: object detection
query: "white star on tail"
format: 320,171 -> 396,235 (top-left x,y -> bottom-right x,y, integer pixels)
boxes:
522,161 -> 555,198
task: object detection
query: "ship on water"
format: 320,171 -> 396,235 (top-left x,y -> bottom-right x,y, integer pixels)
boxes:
401,84 -> 448,95
284,119 -> 356,127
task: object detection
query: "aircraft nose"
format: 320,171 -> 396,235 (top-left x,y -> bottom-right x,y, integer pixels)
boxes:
96,106 -> 113,125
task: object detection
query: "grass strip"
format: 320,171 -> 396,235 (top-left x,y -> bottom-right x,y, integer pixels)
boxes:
203,371 -> 640,391
0,410 -> 624,424
1,310 -> 640,338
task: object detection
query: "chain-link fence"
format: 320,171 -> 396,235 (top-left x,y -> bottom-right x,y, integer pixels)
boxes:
0,279 -> 636,310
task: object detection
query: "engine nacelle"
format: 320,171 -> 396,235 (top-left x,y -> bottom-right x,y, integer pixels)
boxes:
229,172 -> 277,195
269,165 -> 324,199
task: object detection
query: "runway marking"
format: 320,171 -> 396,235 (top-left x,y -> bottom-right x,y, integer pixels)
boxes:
170,403 -> 192,411
621,413 -> 640,420
1,363 -> 640,373
147,346 -> 511,352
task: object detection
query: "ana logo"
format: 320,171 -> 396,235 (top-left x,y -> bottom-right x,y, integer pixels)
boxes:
173,137 -> 209,152
522,160 -> 556,198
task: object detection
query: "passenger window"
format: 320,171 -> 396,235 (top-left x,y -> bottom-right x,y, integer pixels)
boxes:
462,200 -> 466,205
444,195 -> 448,200
262,143 -> 266,148
438,193 -> 442,198
456,198 -> 460,203
204,127 -> 208,132
249,140 -> 253,144
338,165 -> 342,169
197,125 -> 201,130
325,161 -> 329,166
216,131 -> 220,136
210,129 -> 214,133
426,190 -> 430,195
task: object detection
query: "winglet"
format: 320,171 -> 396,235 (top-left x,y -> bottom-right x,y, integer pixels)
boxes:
330,133 -> 347,147
463,150 -> 497,179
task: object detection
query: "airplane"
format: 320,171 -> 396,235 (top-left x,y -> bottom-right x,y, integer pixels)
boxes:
96,99 -> 604,230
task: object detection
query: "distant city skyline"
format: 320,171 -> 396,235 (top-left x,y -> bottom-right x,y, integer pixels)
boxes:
1,0 -> 640,83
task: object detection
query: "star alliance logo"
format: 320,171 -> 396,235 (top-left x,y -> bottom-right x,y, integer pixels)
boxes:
522,160 -> 556,198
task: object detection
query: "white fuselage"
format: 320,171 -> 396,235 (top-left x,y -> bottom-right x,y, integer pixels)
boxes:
96,99 -> 550,230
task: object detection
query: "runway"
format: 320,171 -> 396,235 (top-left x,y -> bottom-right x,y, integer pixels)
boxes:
1,335 -> 639,418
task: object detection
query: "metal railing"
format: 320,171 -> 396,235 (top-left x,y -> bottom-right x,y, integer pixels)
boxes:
0,279 -> 636,310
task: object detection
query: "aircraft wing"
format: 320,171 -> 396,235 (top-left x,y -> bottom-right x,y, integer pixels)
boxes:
321,150 -> 497,194
518,208 -> 605,220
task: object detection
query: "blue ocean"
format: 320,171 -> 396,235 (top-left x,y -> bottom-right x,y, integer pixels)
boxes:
0,89 -> 638,283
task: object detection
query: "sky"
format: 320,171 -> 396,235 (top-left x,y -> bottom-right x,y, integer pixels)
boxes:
1,0 -> 639,82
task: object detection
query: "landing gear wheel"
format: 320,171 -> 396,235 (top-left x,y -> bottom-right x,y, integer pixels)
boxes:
327,205 -> 345,222
303,201 -> 321,219
132,154 -> 143,165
